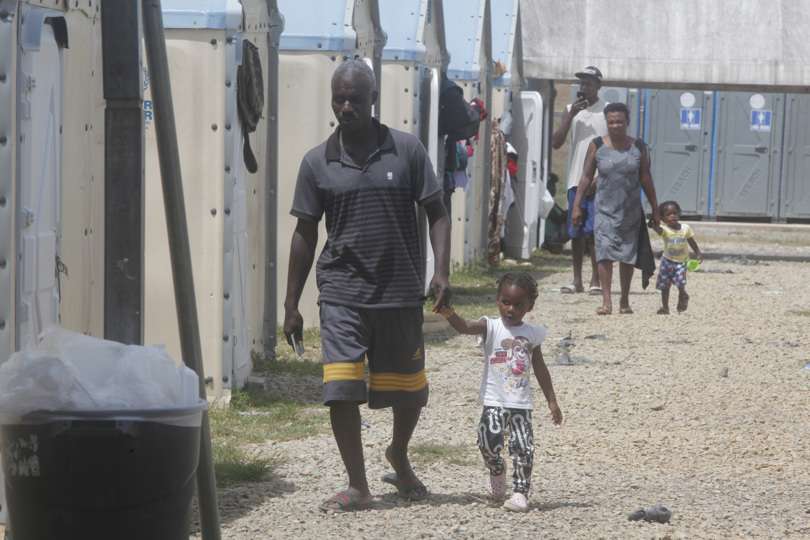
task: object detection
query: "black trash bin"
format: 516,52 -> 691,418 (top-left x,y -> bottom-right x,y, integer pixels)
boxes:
1,402 -> 205,540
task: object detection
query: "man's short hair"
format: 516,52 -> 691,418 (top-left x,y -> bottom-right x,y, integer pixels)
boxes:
332,58 -> 377,91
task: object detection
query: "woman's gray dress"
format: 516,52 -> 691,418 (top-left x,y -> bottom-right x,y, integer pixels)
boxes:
593,140 -> 643,264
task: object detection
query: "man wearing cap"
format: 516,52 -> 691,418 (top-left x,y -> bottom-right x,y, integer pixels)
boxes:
552,66 -> 606,294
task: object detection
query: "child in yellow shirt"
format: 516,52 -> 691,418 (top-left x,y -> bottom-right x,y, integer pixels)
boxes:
653,201 -> 703,314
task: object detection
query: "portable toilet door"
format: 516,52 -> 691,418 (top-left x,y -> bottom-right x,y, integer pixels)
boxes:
58,3 -> 105,340
10,6 -> 68,351
519,91 -> 546,256
779,94 -> 810,221
276,0 -> 385,331
2,2 -> 105,359
644,89 -> 713,217
144,0 -> 275,399
379,0 -> 449,292
713,91 -> 785,220
444,0 -> 492,265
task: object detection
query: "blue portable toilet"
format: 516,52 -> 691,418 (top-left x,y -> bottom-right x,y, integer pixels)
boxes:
276,0 -> 386,331
443,0 -> 492,264
143,0 -> 283,399
379,0 -> 449,291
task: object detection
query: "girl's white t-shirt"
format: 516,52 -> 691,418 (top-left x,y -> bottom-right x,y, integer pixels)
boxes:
479,316 -> 547,409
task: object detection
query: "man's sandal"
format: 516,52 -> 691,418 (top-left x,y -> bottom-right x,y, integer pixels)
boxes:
381,473 -> 429,501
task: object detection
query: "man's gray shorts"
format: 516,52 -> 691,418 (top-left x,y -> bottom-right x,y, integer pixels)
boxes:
320,303 -> 428,409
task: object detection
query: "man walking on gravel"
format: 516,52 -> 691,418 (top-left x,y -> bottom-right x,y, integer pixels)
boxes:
552,66 -> 606,295
283,59 -> 452,512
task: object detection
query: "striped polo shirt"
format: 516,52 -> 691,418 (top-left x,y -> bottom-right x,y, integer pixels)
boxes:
291,120 -> 441,308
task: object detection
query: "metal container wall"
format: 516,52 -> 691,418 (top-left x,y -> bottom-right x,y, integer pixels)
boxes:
143,0 -> 278,398
443,0 -> 492,265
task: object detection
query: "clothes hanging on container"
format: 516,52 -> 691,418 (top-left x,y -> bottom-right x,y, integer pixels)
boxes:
487,123 -> 509,265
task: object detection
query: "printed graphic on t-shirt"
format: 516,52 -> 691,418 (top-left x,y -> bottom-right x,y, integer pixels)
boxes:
489,336 -> 532,398
660,224 -> 694,263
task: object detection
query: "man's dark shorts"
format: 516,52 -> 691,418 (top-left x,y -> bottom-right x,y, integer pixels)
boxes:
320,303 -> 428,409
567,186 -> 595,238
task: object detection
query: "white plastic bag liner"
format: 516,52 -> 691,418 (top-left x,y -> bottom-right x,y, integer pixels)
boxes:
540,188 -> 555,219
0,327 -> 202,424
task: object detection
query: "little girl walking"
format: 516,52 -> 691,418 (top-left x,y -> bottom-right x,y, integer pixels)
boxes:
652,200 -> 704,314
439,272 -> 563,512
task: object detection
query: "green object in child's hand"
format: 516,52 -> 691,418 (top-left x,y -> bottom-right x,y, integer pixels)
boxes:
686,259 -> 701,272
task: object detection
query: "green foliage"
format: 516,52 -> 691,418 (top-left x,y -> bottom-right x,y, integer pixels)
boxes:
209,388 -> 328,486
212,442 -> 273,486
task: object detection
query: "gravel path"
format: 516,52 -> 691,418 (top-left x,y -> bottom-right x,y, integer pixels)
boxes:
195,254 -> 810,539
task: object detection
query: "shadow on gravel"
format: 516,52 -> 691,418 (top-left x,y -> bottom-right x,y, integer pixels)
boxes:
374,491 -> 489,509
190,472 -> 298,533
372,492 -> 596,513
533,500 -> 596,512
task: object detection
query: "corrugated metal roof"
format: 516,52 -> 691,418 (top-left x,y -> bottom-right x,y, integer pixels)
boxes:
444,0 -> 486,80
161,0 -> 242,30
277,0 -> 356,52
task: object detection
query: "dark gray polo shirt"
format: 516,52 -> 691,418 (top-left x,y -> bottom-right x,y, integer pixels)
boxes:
291,120 -> 441,308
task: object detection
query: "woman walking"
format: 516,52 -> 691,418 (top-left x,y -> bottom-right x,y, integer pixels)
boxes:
571,102 -> 660,315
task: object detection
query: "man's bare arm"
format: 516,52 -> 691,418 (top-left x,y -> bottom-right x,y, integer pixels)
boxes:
283,219 -> 318,346
424,196 -> 452,311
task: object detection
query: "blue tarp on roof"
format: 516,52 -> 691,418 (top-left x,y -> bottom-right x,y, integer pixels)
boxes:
161,0 -> 242,30
490,0 -> 517,87
277,0 -> 356,52
444,0 -> 484,81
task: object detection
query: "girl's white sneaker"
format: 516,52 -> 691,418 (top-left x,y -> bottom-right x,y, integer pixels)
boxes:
503,492 -> 529,512
489,472 -> 506,500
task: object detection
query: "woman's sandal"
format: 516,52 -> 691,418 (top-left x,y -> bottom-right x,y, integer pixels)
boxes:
596,306 -> 612,315
657,307 -> 670,315
319,490 -> 373,513
619,306 -> 634,314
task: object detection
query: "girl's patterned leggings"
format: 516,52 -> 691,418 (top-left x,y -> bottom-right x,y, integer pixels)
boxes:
477,406 -> 534,494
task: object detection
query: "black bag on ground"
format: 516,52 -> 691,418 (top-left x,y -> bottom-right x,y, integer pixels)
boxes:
438,76 -> 480,142
237,40 -> 264,173
542,203 -> 569,254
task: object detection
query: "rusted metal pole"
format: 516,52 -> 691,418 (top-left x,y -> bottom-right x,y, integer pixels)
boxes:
140,1 -> 221,538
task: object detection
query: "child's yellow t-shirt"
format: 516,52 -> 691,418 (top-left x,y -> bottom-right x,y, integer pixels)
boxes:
659,223 -> 694,263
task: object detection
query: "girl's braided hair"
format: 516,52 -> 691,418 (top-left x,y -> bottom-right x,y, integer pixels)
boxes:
659,200 -> 682,216
497,272 -> 538,303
